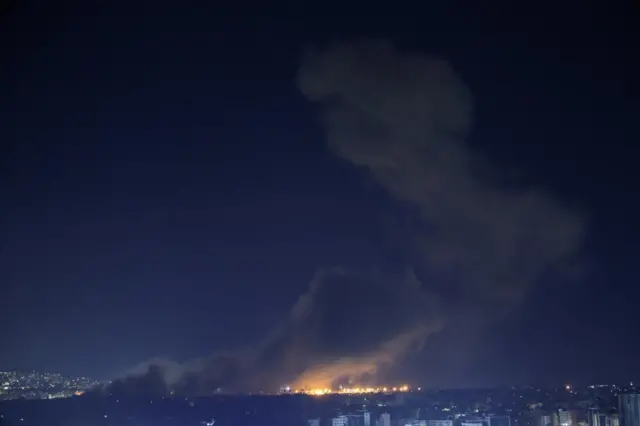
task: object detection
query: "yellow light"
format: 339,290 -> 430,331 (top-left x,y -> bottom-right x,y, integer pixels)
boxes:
295,385 -> 413,396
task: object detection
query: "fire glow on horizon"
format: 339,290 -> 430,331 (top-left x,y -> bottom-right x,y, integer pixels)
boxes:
280,385 -> 414,395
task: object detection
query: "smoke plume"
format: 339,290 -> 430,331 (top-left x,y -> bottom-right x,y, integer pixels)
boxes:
99,39 -> 584,396
296,39 -> 584,321
257,268 -> 443,390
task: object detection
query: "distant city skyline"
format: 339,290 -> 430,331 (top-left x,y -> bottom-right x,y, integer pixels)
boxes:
0,370 -> 99,400
2,381 -> 640,426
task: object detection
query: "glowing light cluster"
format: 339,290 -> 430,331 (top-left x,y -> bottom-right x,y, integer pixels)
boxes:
286,385 -> 410,395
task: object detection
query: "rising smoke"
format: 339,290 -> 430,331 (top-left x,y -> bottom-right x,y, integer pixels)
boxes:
298,38 -> 585,318
98,40 -> 585,396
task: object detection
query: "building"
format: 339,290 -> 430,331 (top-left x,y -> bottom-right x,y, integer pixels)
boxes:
333,416 -> 349,426
462,420 -> 485,426
610,414 -> 620,426
429,421 -> 453,426
487,416 -> 511,426
541,414 -> 555,426
586,412 -> 620,426
348,414 -> 365,426
393,418 -> 412,426
559,410 -> 573,426
309,419 -> 320,426
619,393 -> 640,426
588,410 -> 611,426
380,413 -> 391,426
365,412 -> 371,426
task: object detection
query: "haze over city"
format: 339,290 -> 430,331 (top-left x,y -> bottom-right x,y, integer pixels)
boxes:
2,0 -> 638,400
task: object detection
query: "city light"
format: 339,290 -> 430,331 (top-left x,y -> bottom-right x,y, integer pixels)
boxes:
0,371 -> 99,401
285,385 -> 412,395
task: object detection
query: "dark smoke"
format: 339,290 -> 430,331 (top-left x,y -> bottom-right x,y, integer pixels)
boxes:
255,268 -> 442,389
102,39 -> 585,396
100,269 -> 440,395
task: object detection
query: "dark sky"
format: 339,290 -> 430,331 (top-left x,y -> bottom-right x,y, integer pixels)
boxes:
2,0 -> 639,388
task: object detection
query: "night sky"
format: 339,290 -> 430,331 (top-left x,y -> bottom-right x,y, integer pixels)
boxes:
2,1 -> 639,389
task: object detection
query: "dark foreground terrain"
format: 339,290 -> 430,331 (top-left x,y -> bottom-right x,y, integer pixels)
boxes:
0,395 -> 313,426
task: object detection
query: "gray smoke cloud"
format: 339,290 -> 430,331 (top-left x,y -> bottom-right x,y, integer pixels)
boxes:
97,39 -> 585,396
297,39 -> 584,320
290,39 -> 585,385
95,268 -> 441,395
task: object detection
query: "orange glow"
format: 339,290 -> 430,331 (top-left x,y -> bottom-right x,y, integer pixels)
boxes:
289,385 -> 411,395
